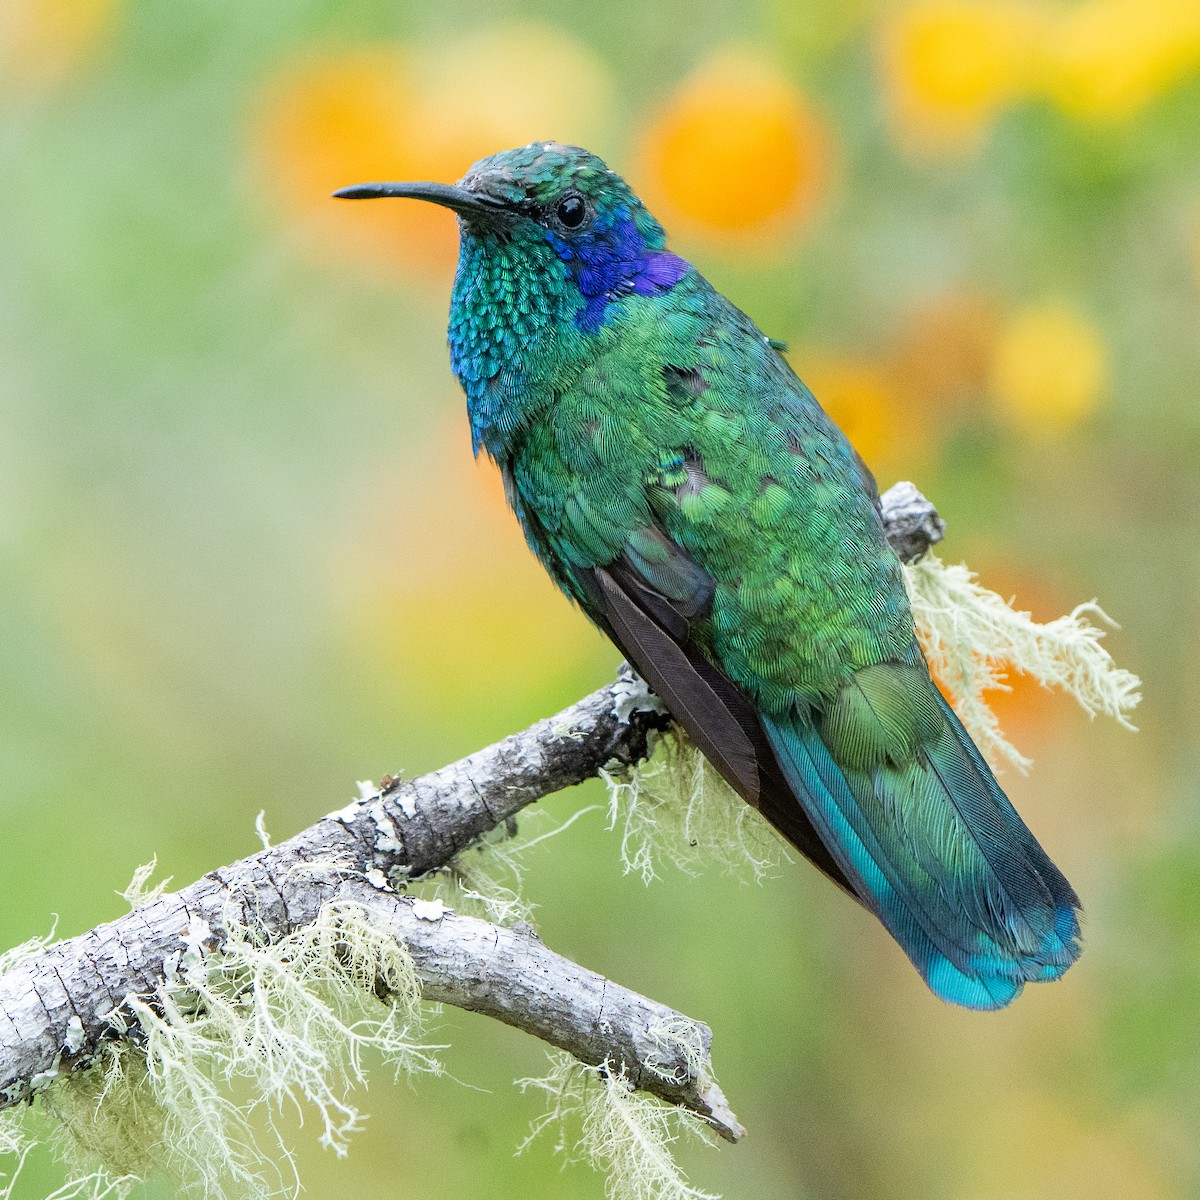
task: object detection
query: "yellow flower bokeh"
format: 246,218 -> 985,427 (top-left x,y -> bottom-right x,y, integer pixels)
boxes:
636,50 -> 832,245
791,290 -> 1110,467
1047,0 -> 1200,123
882,0 -> 1200,152
879,0 -> 1046,152
989,300 -> 1109,436
255,25 -> 614,276
0,0 -> 117,90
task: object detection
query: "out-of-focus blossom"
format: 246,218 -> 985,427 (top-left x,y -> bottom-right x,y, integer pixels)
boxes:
888,291 -> 1001,416
968,566 -> 1070,738
989,300 -> 1109,436
636,49 -> 832,245
1046,0 -> 1200,122
881,0 -> 1200,152
0,0 -> 117,91
255,25 -> 614,276
879,1 -> 1046,153
794,353 -> 920,475
925,653 -> 1065,753
257,50 -> 432,266
793,293 -> 1002,477
921,560 -> 1081,753
403,24 -> 614,158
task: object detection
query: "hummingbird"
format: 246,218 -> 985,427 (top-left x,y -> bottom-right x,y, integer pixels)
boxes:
335,142 -> 1081,1009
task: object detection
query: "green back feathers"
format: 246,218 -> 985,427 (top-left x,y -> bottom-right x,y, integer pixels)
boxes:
820,663 -> 943,770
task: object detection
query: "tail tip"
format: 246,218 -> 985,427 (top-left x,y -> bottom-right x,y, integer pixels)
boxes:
927,955 -> 1024,1011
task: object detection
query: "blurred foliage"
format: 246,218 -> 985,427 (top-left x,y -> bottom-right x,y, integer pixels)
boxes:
0,0 -> 1197,1196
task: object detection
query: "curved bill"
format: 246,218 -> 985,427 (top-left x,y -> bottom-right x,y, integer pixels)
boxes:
332,180 -> 508,215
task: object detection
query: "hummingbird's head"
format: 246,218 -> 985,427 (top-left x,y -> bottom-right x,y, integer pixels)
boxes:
336,143 -> 693,456
335,142 -> 689,333
454,142 -> 665,249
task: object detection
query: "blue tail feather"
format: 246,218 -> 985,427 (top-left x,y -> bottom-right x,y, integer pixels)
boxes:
762,694 -> 1081,1010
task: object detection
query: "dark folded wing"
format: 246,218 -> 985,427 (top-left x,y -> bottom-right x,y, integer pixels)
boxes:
573,526 -> 854,896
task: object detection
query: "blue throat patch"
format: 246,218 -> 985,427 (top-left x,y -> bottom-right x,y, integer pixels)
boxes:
544,207 -> 689,333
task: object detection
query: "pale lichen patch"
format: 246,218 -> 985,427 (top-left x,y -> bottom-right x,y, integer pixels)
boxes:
13,902 -> 441,1200
904,554 -> 1142,771
63,1018 -> 85,1057
325,799 -> 362,826
518,1050 -> 719,1200
410,898 -> 448,922
365,800 -> 403,854
612,672 -> 669,724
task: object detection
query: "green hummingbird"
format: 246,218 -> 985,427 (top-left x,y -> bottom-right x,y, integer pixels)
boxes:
336,142 -> 1081,1009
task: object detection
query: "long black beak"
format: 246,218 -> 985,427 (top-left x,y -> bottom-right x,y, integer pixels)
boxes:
332,180 -> 509,216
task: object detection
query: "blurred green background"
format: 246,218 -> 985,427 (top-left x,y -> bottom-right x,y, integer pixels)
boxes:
2,0 -> 1197,1196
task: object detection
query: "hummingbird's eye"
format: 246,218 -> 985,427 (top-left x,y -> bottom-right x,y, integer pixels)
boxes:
555,193 -> 589,230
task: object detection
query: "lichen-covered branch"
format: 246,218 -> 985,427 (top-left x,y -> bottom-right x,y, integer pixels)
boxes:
0,482 -> 942,1147
336,880 -> 743,1140
0,676 -> 680,1118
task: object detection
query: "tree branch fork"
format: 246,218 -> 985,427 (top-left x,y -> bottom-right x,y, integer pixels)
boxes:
0,483 -> 942,1149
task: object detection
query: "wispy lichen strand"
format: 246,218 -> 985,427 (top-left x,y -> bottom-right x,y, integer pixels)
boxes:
604,730 -> 787,884
518,1050 -> 718,1200
904,554 -> 1141,770
38,901 -> 438,1200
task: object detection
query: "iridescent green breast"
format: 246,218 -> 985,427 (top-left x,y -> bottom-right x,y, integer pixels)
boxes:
506,277 -> 915,714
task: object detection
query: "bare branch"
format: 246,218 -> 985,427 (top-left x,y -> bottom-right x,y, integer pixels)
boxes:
878,480 -> 945,562
0,675 -> 679,1116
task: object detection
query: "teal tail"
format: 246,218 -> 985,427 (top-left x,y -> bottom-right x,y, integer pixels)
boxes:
762,664 -> 1081,1010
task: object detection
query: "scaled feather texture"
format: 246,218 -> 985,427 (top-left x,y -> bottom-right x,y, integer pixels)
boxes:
607,554 -> 1140,879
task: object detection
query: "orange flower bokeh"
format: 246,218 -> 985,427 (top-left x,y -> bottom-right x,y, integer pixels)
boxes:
888,292 -> 1001,418
636,50 -> 833,246
933,563 -> 1082,750
787,291 -> 1004,479
794,354 -> 903,470
255,25 -> 615,277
